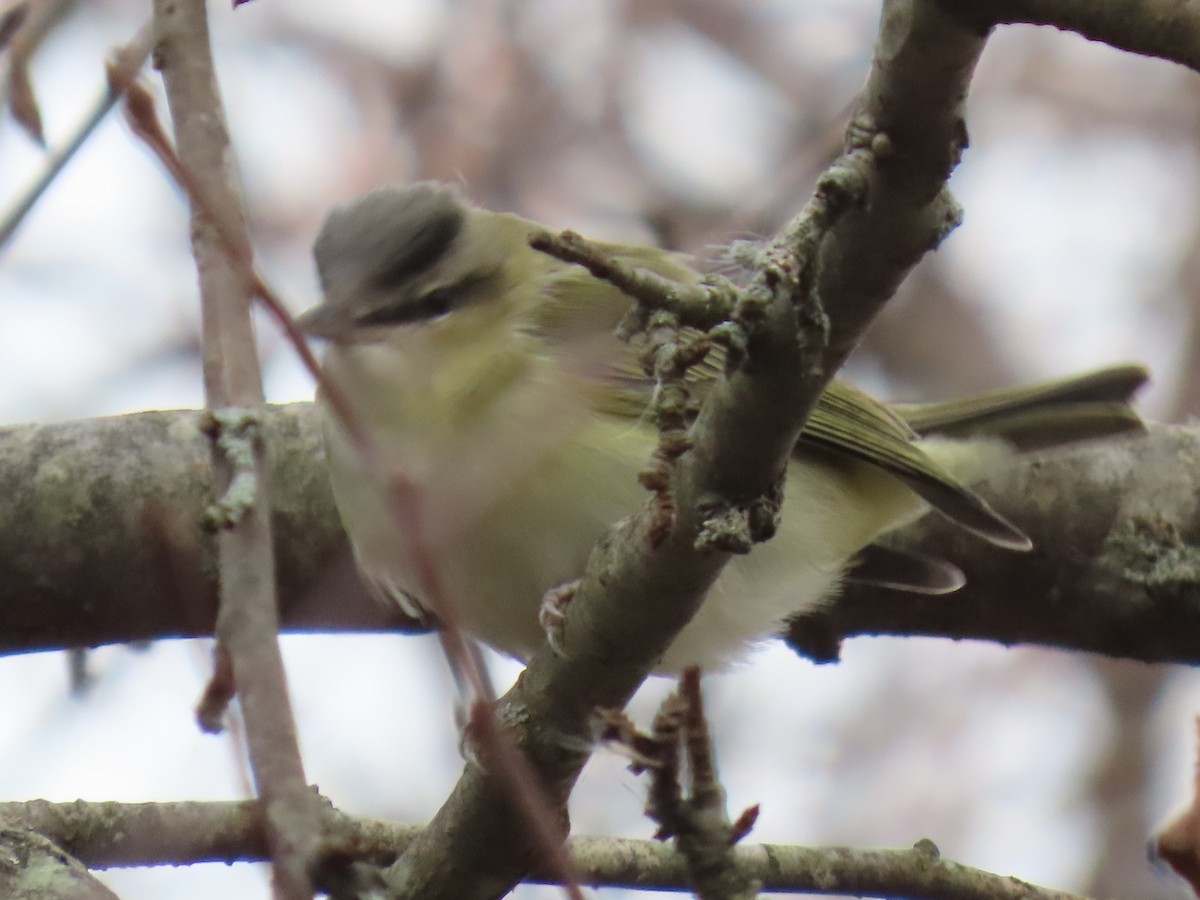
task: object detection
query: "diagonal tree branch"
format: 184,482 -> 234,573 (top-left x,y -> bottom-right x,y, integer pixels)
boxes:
384,3 -> 994,897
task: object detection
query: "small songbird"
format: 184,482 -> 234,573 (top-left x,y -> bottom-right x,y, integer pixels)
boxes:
297,181 -> 1147,673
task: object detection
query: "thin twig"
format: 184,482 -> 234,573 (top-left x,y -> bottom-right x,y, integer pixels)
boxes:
121,82 -> 365,452
0,10 -> 144,251
529,228 -> 736,330
149,1 -> 318,895
939,0 -> 1200,72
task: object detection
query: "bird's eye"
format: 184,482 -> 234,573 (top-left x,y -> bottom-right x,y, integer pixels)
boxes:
354,285 -> 462,328
417,288 -> 454,319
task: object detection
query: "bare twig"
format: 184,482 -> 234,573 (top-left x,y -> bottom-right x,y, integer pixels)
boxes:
672,669 -> 760,898
529,228 -> 736,330
121,82 -> 366,454
0,0 -> 73,98
149,0 -> 318,895
1,0 -> 52,146
461,701 -> 588,898
0,798 -> 1095,899
194,639 -> 235,734
0,20 -> 151,251
363,494 -> 555,886
382,480 -> 587,899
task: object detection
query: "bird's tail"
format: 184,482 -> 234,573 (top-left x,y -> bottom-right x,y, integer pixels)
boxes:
894,363 -> 1148,451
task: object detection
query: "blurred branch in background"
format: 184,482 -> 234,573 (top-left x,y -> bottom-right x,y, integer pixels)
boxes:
0,0 -> 77,145
0,19 -> 151,250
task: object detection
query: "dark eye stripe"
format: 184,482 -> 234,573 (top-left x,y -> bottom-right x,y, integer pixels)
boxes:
369,208 -> 464,291
354,273 -> 496,328
354,286 -> 456,327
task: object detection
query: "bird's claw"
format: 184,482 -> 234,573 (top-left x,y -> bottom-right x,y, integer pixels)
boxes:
539,579 -> 581,658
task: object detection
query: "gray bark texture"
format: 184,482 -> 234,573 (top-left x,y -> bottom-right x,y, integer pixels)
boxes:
0,404 -> 411,657
0,404 -> 1195,664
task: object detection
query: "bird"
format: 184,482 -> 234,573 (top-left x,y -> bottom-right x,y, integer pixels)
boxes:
296,180 -> 1147,673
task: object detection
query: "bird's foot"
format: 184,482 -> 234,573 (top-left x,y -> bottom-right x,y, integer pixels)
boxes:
539,578 -> 582,657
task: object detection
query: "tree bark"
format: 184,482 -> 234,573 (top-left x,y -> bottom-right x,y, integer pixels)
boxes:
0,405 -> 1194,665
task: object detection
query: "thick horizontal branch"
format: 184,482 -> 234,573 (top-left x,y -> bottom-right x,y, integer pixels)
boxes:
1,408 -> 1197,664
0,799 -> 1088,899
0,404 -> 415,658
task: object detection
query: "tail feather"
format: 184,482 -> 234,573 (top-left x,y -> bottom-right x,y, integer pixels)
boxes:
893,364 -> 1149,451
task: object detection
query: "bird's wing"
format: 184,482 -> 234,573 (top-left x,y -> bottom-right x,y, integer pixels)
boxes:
532,254 -> 1030,549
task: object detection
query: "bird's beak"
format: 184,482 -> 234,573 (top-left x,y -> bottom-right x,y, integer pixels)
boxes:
295,303 -> 351,340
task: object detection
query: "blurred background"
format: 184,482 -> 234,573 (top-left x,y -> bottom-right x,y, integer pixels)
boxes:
1,0 -> 1197,897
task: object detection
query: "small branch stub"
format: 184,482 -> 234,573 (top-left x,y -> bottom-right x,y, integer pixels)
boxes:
528,228 -> 735,331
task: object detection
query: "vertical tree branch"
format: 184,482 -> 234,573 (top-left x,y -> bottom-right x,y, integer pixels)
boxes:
150,2 -> 318,897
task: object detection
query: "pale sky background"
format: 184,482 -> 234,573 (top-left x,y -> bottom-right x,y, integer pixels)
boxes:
0,2 -> 1196,898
